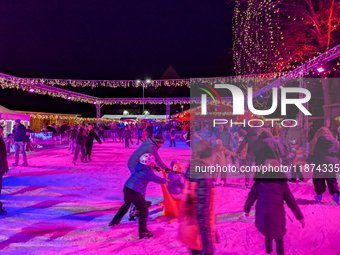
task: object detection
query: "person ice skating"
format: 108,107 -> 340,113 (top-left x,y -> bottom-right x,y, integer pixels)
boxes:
236,129 -> 248,172
244,159 -> 305,255
306,127 -> 340,204
85,124 -> 102,162
127,134 -> 169,220
98,127 -> 105,142
179,139 -> 217,255
136,127 -> 143,145
237,125 -> 260,186
169,126 -> 176,147
286,121 -> 306,183
68,125 -> 77,154
108,153 -> 166,239
73,124 -> 87,164
25,126 -> 34,152
111,122 -> 118,142
122,126 -> 132,148
12,119 -> 28,166
212,139 -> 236,187
0,126 -> 9,215
167,160 -> 184,200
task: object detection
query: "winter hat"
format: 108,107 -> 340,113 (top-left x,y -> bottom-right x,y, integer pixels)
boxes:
139,153 -> 155,166
170,159 -> 180,168
15,119 -> 21,123
154,134 -> 165,143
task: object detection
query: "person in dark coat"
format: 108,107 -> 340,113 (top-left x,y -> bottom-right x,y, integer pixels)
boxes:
108,153 -> 166,239
286,123 -> 307,183
12,119 -> 28,166
59,121 -> 68,133
244,159 -> 305,255
0,126 -> 8,214
98,127 -> 105,142
306,127 -> 340,204
47,124 -> 57,134
122,126 -> 132,148
67,125 -> 77,154
73,124 -> 87,164
136,127 -> 143,145
237,125 -> 260,186
85,124 -> 102,162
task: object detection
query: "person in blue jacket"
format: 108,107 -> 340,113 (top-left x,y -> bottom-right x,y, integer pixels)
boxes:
109,153 -> 166,239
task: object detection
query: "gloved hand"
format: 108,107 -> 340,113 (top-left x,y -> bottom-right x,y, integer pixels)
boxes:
165,168 -> 172,173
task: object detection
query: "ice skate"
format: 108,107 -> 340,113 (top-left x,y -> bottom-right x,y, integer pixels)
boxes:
128,216 -> 136,221
139,231 -> 154,239
22,162 -> 28,166
12,163 -> 18,166
332,193 -> 339,205
0,202 -> 7,216
315,194 -> 322,203
108,221 -> 118,227
88,156 -> 92,162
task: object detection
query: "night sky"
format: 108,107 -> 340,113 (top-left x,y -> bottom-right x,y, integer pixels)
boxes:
0,1 -> 233,117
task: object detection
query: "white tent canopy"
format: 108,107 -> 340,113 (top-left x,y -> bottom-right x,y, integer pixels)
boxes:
0,105 -> 30,121
102,114 -> 167,120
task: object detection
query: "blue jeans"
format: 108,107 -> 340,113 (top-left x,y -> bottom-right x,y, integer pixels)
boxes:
15,141 -> 27,164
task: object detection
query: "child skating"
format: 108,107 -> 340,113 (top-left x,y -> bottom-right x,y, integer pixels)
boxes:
244,159 -> 305,255
213,139 -> 236,187
108,153 -> 166,239
167,160 -> 184,200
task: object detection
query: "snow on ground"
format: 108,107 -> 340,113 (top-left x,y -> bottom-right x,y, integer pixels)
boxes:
0,139 -> 339,255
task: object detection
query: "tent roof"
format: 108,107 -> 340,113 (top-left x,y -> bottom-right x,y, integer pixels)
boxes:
160,65 -> 180,79
0,105 -> 31,121
0,105 -> 20,115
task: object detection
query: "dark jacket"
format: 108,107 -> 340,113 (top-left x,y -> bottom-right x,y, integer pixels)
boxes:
127,138 -> 167,174
122,129 -> 132,139
306,136 -> 340,178
286,125 -> 306,149
47,126 -> 57,134
167,172 -> 185,195
13,124 -> 26,142
86,130 -> 102,144
253,132 -> 291,166
69,129 -> 77,140
237,127 -> 259,161
125,163 -> 166,196
75,127 -> 86,146
185,159 -> 214,254
0,138 -> 8,175
59,124 -> 68,133
244,181 -> 303,239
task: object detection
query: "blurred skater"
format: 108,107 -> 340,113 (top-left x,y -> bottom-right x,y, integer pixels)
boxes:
169,126 -> 176,147
122,126 -> 132,148
245,159 -> 305,255
307,127 -> 340,204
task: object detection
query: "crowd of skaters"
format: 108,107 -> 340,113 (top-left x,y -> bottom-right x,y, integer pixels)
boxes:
1,118 -> 340,254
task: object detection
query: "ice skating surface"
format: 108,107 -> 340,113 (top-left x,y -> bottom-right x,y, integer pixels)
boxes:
1,140 -> 340,255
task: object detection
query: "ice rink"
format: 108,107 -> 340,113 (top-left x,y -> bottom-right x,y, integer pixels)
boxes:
1,139 -> 339,254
